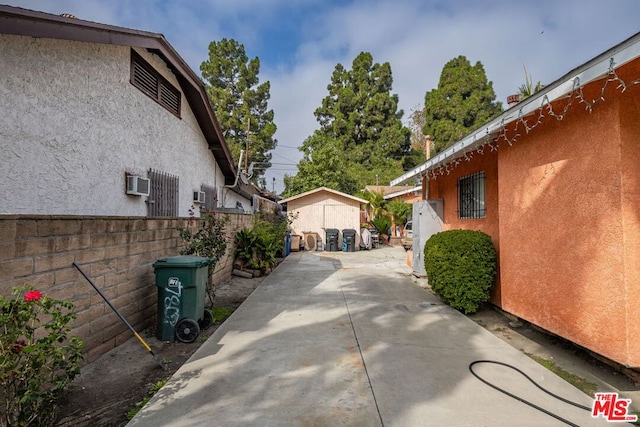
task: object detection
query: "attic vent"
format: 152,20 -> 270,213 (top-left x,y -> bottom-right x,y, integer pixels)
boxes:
130,50 -> 181,117
60,13 -> 77,19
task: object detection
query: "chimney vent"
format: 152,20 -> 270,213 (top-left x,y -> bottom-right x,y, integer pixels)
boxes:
507,94 -> 521,107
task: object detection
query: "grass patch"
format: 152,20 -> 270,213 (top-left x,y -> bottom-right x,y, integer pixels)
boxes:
210,307 -> 234,324
126,379 -> 167,421
525,353 -> 598,397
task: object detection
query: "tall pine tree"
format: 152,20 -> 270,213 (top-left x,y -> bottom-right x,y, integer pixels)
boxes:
283,52 -> 412,197
200,38 -> 277,183
423,56 -> 502,154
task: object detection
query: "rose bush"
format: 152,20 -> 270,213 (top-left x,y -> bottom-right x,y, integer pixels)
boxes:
0,285 -> 84,426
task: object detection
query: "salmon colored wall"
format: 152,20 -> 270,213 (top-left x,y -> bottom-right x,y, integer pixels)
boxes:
428,149 -> 501,305
617,61 -> 640,366
498,64 -> 640,367
422,59 -> 640,367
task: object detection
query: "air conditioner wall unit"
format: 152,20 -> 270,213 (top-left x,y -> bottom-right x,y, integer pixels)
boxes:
193,191 -> 206,204
126,175 -> 150,196
303,232 -> 319,251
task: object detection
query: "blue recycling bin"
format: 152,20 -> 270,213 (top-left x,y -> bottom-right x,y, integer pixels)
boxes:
284,234 -> 291,256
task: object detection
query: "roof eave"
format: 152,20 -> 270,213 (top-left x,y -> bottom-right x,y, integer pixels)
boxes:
391,30 -> 640,186
0,5 -> 237,184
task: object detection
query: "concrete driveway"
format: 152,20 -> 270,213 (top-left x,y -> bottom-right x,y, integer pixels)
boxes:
128,247 -> 620,426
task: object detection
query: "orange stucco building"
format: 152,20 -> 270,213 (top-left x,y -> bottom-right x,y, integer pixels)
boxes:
393,33 -> 640,367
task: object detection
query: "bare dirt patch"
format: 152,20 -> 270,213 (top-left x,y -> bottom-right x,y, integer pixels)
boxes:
56,275 -> 264,427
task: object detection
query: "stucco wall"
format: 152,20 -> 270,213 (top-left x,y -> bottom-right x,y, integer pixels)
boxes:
418,60 -> 640,367
0,35 -> 227,217
497,65 -> 640,367
285,191 -> 362,249
428,149 -> 501,304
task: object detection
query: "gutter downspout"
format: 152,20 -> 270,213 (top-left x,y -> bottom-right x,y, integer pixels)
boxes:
221,149 -> 244,208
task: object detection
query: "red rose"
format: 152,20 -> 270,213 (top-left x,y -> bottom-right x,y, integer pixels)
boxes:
24,290 -> 42,302
9,340 -> 27,354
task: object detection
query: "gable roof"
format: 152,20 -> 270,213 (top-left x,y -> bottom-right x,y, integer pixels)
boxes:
279,187 -> 367,205
391,30 -> 640,185
0,5 -> 237,184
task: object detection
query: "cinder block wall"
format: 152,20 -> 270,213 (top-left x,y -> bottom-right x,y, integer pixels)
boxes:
0,213 -> 251,362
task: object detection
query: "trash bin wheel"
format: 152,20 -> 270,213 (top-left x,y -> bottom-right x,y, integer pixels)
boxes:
199,309 -> 213,330
175,318 -> 200,343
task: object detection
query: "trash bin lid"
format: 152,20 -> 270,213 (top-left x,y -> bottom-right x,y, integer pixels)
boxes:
153,255 -> 212,269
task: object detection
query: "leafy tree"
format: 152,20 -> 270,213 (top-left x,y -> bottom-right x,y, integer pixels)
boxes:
200,38 -> 277,181
282,133 -> 359,196
283,52 -> 414,196
423,56 -> 503,155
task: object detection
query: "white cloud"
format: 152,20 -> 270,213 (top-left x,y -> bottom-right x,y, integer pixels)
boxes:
6,0 -> 640,193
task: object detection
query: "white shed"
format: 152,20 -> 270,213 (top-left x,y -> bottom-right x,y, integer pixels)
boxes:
279,187 -> 366,251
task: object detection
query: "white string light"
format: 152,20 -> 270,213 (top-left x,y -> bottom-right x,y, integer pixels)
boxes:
427,57 -> 638,180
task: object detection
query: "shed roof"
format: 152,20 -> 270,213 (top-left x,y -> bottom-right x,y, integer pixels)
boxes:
0,5 -> 237,184
391,30 -> 640,185
279,187 -> 367,205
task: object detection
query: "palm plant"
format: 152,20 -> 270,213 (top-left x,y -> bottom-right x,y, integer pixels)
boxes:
518,65 -> 544,100
359,189 -> 387,221
370,216 -> 392,243
386,199 -> 412,231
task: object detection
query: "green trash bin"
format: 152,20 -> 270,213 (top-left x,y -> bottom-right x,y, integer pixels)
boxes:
153,255 -> 213,343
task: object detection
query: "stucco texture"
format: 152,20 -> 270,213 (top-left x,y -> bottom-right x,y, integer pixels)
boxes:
424,60 -> 640,367
428,147 -> 501,305
497,67 -> 640,367
0,35 -> 226,217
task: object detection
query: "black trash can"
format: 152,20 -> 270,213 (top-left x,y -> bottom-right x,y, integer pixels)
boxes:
153,255 -> 213,343
342,229 -> 356,252
325,228 -> 340,251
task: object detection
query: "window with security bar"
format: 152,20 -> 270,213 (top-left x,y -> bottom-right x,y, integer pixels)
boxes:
458,171 -> 486,219
147,169 -> 179,217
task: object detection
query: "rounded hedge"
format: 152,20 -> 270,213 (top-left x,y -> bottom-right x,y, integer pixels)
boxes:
424,229 -> 497,314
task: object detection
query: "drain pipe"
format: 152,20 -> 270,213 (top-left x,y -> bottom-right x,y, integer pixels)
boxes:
221,150 -> 244,208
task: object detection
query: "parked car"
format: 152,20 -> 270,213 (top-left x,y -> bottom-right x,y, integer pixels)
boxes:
401,220 -> 412,250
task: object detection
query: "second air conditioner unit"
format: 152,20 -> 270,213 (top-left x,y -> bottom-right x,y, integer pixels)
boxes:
193,191 -> 206,204
126,175 -> 150,196
303,232 -> 319,252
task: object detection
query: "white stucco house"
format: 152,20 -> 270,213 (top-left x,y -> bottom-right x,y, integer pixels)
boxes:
0,5 -> 250,217
279,187 -> 367,251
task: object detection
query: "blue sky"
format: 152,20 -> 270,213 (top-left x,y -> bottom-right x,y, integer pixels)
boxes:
6,0 -> 640,193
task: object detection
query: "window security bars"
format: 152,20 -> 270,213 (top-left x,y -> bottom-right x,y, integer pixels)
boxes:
458,171 -> 486,219
201,184 -> 218,211
147,169 -> 179,217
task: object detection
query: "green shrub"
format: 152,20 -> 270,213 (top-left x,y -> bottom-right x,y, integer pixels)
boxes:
0,285 -> 84,426
234,212 -> 293,273
177,214 -> 229,303
424,229 -> 497,314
